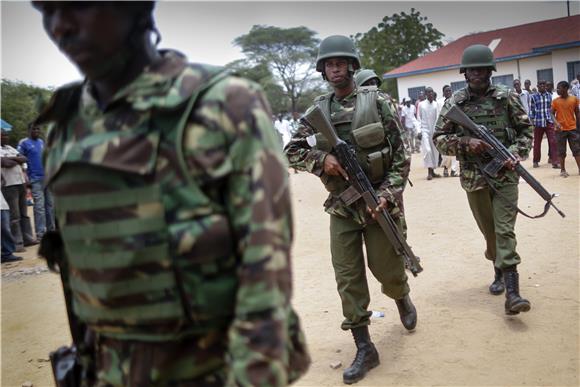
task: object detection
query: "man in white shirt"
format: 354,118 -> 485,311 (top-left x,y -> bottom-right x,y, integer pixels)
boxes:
401,99 -> 419,153
1,129 -> 37,252
418,87 -> 440,180
513,79 -> 530,115
274,113 -> 293,148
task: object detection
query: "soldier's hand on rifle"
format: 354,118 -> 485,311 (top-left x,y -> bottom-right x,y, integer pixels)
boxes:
464,137 -> 492,155
367,196 -> 388,220
323,154 -> 349,180
504,155 -> 521,171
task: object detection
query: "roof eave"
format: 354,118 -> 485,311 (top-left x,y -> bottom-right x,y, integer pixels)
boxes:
384,41 -> 580,80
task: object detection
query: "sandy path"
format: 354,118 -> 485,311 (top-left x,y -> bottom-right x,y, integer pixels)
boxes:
1,152 -> 578,386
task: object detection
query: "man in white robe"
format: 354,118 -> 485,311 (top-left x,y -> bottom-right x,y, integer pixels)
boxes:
418,87 -> 440,180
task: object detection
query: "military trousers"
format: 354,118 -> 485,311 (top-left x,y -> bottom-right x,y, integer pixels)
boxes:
466,183 -> 521,270
330,214 -> 409,331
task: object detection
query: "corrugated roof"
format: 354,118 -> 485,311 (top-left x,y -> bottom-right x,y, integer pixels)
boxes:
384,15 -> 580,79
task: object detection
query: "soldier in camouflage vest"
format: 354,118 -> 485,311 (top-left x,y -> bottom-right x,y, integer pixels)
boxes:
32,2 -> 310,385
434,44 -> 533,316
285,35 -> 416,385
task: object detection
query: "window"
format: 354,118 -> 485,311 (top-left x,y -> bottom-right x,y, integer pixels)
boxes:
492,74 -> 514,87
536,68 -> 553,84
451,81 -> 466,92
567,61 -> 580,82
407,86 -> 425,102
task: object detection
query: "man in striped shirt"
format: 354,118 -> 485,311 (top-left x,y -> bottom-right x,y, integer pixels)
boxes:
530,80 -> 559,168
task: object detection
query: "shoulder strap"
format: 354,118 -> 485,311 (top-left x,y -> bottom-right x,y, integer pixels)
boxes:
314,92 -> 333,123
174,68 -> 231,186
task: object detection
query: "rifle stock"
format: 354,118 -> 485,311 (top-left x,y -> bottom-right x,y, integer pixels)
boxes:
301,106 -> 423,276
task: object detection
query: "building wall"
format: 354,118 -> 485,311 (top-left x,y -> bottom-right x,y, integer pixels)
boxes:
518,55 -> 552,85
396,69 -> 465,103
394,48 -> 580,101
551,47 -> 580,84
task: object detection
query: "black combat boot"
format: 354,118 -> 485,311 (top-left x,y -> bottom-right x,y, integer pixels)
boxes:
489,267 -> 505,295
395,294 -> 417,331
503,268 -> 531,315
343,326 -> 380,384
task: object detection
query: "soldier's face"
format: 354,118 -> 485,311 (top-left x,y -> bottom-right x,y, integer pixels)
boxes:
33,2 -> 134,79
362,78 -> 380,87
324,58 -> 350,88
465,67 -> 491,90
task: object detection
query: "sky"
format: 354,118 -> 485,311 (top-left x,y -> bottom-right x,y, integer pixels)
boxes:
1,1 -> 579,88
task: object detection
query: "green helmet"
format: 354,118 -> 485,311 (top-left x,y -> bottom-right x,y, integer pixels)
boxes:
316,35 -> 361,72
460,44 -> 496,73
354,69 -> 382,87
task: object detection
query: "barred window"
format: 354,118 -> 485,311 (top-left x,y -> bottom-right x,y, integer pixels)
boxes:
536,68 -> 553,84
492,74 -> 514,87
450,81 -> 466,92
407,86 -> 425,102
567,61 -> 580,82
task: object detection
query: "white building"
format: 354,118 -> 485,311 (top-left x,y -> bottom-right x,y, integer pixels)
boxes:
384,15 -> 580,102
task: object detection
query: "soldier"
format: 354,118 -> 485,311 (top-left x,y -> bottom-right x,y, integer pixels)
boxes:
285,35 -> 416,385
434,44 -> 533,315
354,69 -> 382,88
32,2 -> 309,385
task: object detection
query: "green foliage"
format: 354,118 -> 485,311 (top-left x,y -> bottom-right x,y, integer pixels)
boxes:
234,25 -> 320,114
352,8 -> 444,100
225,59 -> 288,114
1,79 -> 53,145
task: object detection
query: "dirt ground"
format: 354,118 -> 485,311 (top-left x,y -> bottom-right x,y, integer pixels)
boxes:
1,151 -> 578,387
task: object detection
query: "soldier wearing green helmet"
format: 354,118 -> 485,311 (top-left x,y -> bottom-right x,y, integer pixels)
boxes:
285,35 -> 416,385
32,1 -> 310,385
434,44 -> 534,316
354,69 -> 382,88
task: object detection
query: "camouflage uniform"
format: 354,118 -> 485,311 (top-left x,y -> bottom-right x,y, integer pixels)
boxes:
36,50 -> 310,386
433,84 -> 533,270
285,87 -> 411,330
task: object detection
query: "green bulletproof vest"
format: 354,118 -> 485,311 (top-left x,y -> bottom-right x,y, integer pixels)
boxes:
44,66 -> 239,341
455,85 -> 515,149
313,86 -> 393,197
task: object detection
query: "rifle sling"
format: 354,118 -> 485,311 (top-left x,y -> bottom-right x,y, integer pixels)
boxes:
475,159 -> 551,219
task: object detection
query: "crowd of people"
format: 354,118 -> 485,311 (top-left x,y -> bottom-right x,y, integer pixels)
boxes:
513,76 -> 580,178
1,124 -> 54,263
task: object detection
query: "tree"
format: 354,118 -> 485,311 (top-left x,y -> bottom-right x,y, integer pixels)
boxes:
234,25 -> 320,114
226,58 -> 289,114
1,79 -> 53,144
352,8 -> 444,99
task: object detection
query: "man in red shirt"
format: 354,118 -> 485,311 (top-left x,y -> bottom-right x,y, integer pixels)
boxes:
551,81 -> 580,177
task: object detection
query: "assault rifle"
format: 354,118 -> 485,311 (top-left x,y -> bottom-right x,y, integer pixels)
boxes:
301,106 -> 423,276
444,105 -> 565,219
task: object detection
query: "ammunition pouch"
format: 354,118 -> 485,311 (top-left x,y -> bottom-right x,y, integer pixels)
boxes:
351,122 -> 392,184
